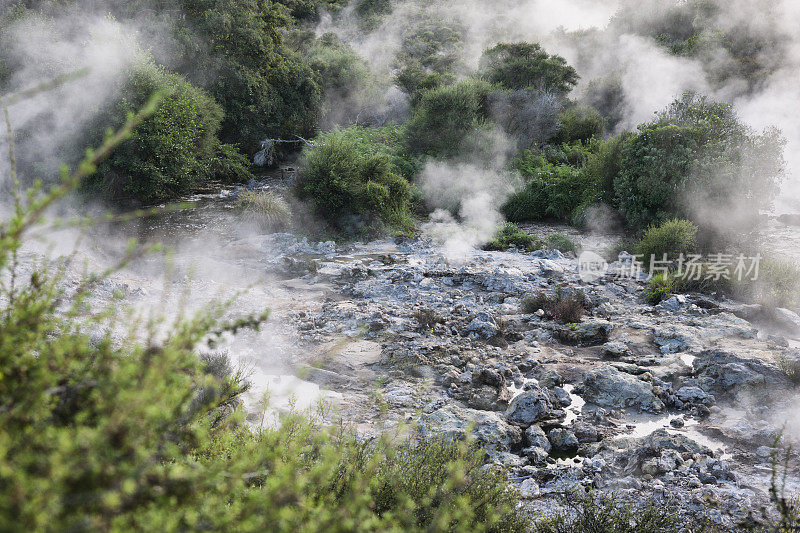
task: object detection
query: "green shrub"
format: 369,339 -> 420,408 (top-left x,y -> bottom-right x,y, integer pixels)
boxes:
746,257 -> 800,309
307,33 -> 373,99
403,79 -> 494,158
297,130 -> 414,235
83,62 -> 253,206
502,151 -> 598,223
394,16 -> 464,103
479,42 -> 578,94
545,233 -> 579,254
483,223 -> 541,252
614,94 -> 785,231
235,190 -> 292,230
635,218 -> 699,270
583,132 -> 634,205
554,105 -> 604,144
646,273 -> 681,305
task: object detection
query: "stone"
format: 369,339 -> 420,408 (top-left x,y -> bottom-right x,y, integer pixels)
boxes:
676,386 -> 716,406
525,425 -> 552,452
601,340 -> 630,359
578,367 -> 665,412
419,406 -> 522,455
555,320 -> 613,346
464,312 -> 500,339
518,478 -> 540,498
548,428 -> 579,452
505,387 -> 557,427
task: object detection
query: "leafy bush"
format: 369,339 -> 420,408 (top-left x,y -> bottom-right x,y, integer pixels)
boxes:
635,218 -> 699,270
480,42 -> 578,95
554,105 -> 604,144
296,130 -> 414,235
503,150 -> 598,223
614,94 -> 785,232
583,132 -> 634,205
483,223 -> 541,252
394,16 -> 464,103
545,233 -> 579,254
776,355 -> 800,385
646,273 -> 680,305
403,79 -> 494,158
83,62 -> 253,206
235,190 -> 292,230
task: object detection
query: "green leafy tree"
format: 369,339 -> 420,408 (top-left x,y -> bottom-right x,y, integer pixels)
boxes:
479,42 -> 578,95
614,93 -> 785,232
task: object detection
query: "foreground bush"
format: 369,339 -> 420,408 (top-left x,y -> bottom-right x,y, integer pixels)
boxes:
296,130 -> 414,235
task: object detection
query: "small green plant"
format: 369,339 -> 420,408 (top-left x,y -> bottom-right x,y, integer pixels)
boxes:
484,223 -> 541,252
236,190 -> 292,230
636,218 -> 698,271
646,273 -> 681,304
545,233 -> 579,254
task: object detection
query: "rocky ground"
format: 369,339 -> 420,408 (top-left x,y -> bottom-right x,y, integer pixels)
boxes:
173,228 -> 798,530
45,180 -> 800,530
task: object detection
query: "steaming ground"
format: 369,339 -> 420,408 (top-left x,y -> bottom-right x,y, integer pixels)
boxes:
21,174 -> 794,527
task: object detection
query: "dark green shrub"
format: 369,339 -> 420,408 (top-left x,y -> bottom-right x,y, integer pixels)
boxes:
307,33 -> 373,98
554,105 -> 604,144
583,132 -> 634,205
480,42 -> 578,94
297,130 -> 414,234
403,79 -> 494,158
545,233 -> 579,254
615,94 -> 785,231
84,63 -> 252,205
483,223 -> 542,252
635,218 -> 698,269
503,151 -> 598,224
394,17 -> 464,103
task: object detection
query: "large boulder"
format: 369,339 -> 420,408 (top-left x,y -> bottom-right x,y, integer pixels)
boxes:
419,405 -> 522,455
505,385 -> 561,427
555,320 -> 612,346
577,367 -> 664,412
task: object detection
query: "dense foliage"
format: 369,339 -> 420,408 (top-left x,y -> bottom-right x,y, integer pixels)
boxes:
480,43 -> 579,95
83,63 -> 251,205
297,128 -> 414,235
614,94 -> 784,231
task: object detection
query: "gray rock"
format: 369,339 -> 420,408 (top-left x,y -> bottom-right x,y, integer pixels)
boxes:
505,387 -> 557,427
525,425 -> 552,452
548,428 -> 579,452
552,386 -> 572,407
774,308 -> 800,332
518,478 -> 541,498
555,320 -> 613,346
464,312 -> 499,339
676,386 -> 716,406
601,340 -> 630,359
578,367 -> 665,412
419,406 -> 522,455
